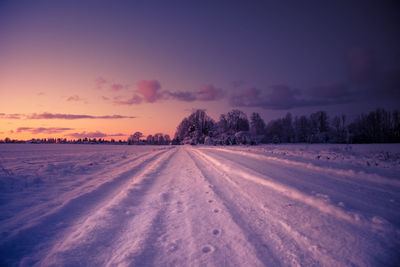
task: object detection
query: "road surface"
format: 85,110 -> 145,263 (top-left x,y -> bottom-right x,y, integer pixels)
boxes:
0,145 -> 399,266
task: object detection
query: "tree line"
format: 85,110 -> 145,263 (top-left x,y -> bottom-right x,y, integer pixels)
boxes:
2,108 -> 399,145
173,108 -> 400,145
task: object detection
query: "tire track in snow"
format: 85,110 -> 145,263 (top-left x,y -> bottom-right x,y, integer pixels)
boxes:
177,148 -> 266,267
192,148 -> 399,266
200,147 -> 400,231
108,147 -> 265,267
0,148 -> 170,237
194,148 -> 358,224
38,148 -> 178,266
0,148 -> 175,266
201,147 -> 400,187
187,148 -> 299,266
190,148 -> 364,266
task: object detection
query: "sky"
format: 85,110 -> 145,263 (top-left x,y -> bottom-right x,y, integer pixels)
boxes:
1,0 -> 399,140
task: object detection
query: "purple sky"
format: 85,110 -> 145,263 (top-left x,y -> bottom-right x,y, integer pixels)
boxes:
0,0 -> 399,138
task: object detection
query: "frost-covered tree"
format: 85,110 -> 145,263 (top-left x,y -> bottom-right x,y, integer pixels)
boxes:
330,115 -> 347,143
294,115 -> 311,143
309,111 -> 330,143
146,134 -> 154,144
226,110 -> 249,134
348,108 -> 399,143
128,131 -> 143,145
281,113 -> 295,143
174,110 -> 215,144
164,134 -> 171,144
250,112 -> 266,136
266,118 -> 283,143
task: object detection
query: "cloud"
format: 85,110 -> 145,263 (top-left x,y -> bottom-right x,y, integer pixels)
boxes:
347,47 -> 377,84
103,78 -> 225,105
66,95 -> 83,102
308,83 -> 353,100
346,47 -> 400,100
166,84 -> 225,102
16,127 -> 73,134
0,113 -> 22,119
231,80 -> 246,88
230,85 -> 337,110
109,80 -> 163,105
112,94 -> 143,105
196,84 -> 225,101
110,83 -> 127,91
137,80 -> 163,103
37,92 -> 46,96
166,91 -> 197,102
230,48 -> 400,110
26,113 -> 135,120
95,76 -> 108,90
67,131 -> 125,138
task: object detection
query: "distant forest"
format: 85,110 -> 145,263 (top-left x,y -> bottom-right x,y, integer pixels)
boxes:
171,108 -> 400,145
2,108 -> 399,145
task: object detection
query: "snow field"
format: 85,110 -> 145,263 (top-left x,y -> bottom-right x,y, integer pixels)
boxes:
0,144 -> 399,266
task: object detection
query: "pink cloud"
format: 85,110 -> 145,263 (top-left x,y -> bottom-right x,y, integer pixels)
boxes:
27,112 -> 135,119
137,80 -> 162,103
0,113 -> 22,119
16,127 -> 73,134
66,95 -> 82,102
95,76 -> 108,90
110,83 -> 126,91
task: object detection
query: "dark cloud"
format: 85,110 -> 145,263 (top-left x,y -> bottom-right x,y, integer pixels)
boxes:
166,91 -> 196,102
231,80 -> 246,88
347,48 -> 377,84
230,87 -> 262,107
230,47 -> 400,110
346,47 -> 400,100
230,85 -> 348,110
16,127 -> 73,134
307,83 -> 353,101
167,84 -> 224,102
67,131 -> 125,138
197,84 -> 225,101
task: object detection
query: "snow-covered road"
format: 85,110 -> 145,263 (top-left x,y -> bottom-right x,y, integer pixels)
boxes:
0,144 -> 399,266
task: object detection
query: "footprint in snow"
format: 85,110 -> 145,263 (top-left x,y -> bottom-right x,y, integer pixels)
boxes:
161,193 -> 170,201
167,241 -> 179,252
202,245 -> 214,253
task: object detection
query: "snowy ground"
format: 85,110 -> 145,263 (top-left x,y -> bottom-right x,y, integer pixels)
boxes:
0,144 -> 399,266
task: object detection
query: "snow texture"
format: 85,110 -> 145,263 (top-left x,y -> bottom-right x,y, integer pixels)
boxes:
0,143 -> 399,266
